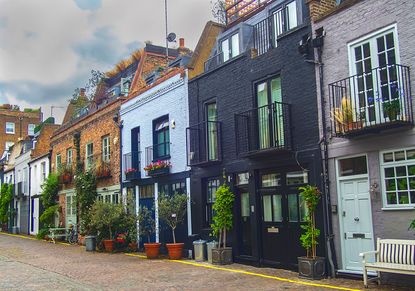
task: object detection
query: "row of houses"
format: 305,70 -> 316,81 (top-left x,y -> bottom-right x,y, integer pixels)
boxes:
1,0 -> 414,279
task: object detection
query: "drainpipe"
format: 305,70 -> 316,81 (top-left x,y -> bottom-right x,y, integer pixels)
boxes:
28,165 -> 31,235
316,42 -> 337,277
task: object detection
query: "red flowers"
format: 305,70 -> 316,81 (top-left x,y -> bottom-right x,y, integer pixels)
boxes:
144,160 -> 171,172
124,168 -> 137,175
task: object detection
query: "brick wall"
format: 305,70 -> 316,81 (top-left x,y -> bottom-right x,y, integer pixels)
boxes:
0,108 -> 42,155
307,0 -> 338,21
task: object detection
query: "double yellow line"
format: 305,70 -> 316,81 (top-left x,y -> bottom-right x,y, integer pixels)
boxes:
1,232 -> 361,291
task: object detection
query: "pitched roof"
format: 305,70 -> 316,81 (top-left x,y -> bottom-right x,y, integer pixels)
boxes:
31,124 -> 60,160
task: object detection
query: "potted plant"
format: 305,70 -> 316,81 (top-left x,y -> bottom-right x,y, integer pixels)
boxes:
158,192 -> 188,260
298,185 -> 325,280
409,218 -> 415,234
211,182 -> 235,265
144,160 -> 171,177
383,99 -> 401,121
138,205 -> 160,259
331,97 -> 362,133
124,168 -> 138,180
91,201 -> 124,252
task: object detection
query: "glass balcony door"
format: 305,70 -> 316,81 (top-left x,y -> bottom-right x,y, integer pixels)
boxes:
206,102 -> 218,161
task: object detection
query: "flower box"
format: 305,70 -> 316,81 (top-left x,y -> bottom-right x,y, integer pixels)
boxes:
147,167 -> 170,177
125,169 -> 140,181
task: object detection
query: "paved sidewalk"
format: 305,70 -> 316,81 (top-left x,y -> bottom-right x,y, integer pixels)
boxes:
0,233 -> 411,291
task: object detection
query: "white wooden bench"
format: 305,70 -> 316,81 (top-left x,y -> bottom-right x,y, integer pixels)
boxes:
360,238 -> 415,288
48,228 -> 68,244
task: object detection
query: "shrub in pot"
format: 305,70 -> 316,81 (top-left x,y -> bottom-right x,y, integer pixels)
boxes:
91,201 -> 124,252
211,182 -> 235,265
158,192 -> 188,260
298,185 -> 325,280
138,205 -> 159,258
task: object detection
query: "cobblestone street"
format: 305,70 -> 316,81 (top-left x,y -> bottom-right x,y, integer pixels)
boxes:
0,233 -> 412,291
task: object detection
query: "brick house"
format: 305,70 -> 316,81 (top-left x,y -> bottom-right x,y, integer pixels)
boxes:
308,0 -> 415,280
0,104 -> 42,159
51,43 -> 176,229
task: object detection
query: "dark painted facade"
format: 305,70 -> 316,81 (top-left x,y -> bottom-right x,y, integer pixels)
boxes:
187,0 -> 326,269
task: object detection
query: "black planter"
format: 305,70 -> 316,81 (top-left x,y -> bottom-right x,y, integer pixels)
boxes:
211,247 -> 233,265
298,256 -> 325,280
125,171 -> 140,181
148,167 -> 170,177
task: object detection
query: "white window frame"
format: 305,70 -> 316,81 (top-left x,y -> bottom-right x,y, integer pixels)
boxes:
5,122 -> 15,134
28,124 -> 35,136
102,135 -> 110,163
41,161 -> 47,182
85,143 -> 94,169
380,147 -> 415,209
221,32 -> 240,63
56,153 -> 62,172
66,148 -> 73,166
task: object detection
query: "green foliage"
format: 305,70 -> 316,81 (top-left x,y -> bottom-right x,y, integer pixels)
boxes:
37,228 -> 49,240
299,185 -> 321,259
211,183 -> 235,249
0,183 -> 13,224
90,201 -> 124,240
41,173 -> 59,209
75,171 -> 97,235
138,206 -> 155,243
383,99 -> 401,120
158,193 -> 188,244
409,219 -> 415,232
39,205 -> 59,226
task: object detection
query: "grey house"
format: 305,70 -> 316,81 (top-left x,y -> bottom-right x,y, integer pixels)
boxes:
309,0 -> 415,276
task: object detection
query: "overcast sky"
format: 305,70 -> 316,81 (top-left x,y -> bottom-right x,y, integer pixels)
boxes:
0,0 -> 213,123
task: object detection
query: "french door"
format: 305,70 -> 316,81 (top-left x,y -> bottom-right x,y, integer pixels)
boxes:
349,26 -> 401,125
206,102 -> 218,161
256,77 -> 284,150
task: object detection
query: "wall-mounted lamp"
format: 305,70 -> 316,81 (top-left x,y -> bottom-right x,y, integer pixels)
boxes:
171,119 -> 176,129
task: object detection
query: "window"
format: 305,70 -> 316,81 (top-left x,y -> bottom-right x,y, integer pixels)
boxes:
41,162 -> 46,182
5,122 -> 15,134
66,148 -> 73,166
5,141 -> 14,151
56,154 -> 62,172
206,102 -> 218,161
28,124 -> 35,136
261,173 -> 281,187
102,135 -> 110,162
263,194 -> 283,222
140,185 -> 155,199
271,1 -> 298,46
339,156 -> 368,177
153,116 -> 170,160
221,33 -> 240,63
381,148 -> 415,208
160,181 -> 186,196
286,171 -> 309,185
85,143 -> 94,170
206,178 -> 220,225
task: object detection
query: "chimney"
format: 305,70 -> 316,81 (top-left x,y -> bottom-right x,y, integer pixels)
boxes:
80,88 -> 86,97
179,38 -> 185,49
178,38 -> 188,56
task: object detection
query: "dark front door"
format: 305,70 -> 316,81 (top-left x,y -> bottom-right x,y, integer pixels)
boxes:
235,173 -> 253,257
139,185 -> 155,247
259,171 -> 308,268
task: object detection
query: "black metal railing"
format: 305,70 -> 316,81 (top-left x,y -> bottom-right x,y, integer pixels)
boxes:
145,142 -> 171,166
329,64 -> 413,136
235,102 -> 291,156
226,0 -> 274,26
204,52 -> 223,72
186,121 -> 222,166
253,6 -> 289,56
123,151 -> 141,181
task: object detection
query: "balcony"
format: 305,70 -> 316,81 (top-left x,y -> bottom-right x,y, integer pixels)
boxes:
145,142 -> 171,177
123,151 -> 141,181
329,64 -> 413,137
235,102 -> 292,156
186,121 -> 222,166
226,0 -> 274,26
58,164 -> 73,184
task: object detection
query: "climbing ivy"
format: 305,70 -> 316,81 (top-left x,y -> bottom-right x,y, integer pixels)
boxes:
0,183 -> 13,225
75,171 -> 97,235
38,173 -> 60,239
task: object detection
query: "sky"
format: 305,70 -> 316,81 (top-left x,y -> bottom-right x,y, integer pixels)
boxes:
0,0 -> 214,123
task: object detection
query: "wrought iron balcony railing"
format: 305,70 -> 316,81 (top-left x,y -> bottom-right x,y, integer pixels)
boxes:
186,121 -> 222,166
329,64 -> 413,136
235,101 -> 292,156
145,142 -> 171,166
123,151 -> 141,181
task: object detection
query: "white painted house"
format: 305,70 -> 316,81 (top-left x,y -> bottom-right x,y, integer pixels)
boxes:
120,67 -> 191,246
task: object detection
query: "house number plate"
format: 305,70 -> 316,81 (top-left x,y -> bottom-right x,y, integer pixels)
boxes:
352,233 -> 365,239
268,227 -> 279,233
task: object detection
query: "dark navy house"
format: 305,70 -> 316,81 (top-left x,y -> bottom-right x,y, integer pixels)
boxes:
187,0 -> 326,270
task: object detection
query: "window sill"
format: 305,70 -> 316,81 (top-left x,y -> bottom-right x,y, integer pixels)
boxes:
381,207 -> 415,211
152,155 -> 171,162
5,132 -> 15,135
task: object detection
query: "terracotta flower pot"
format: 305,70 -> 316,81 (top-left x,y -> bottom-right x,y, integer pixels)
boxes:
166,243 -> 184,260
103,240 -> 114,252
144,243 -> 161,259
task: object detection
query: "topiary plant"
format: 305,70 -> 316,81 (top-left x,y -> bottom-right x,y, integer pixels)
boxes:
158,193 -> 188,244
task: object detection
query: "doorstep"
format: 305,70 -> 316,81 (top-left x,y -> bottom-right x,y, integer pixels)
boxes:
337,269 -> 377,277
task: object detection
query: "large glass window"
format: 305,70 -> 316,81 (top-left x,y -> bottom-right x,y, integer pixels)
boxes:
381,148 -> 415,207
339,156 -> 368,177
66,148 -> 73,166
206,102 -> 218,161
85,143 -> 94,170
102,135 -> 110,162
206,178 -> 220,225
221,33 -> 240,63
153,116 -> 170,159
6,122 -> 15,134
271,1 -> 298,47
56,153 -> 62,172
28,124 -> 35,136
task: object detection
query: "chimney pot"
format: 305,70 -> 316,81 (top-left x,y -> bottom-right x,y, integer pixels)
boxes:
179,38 -> 185,48
80,88 -> 86,96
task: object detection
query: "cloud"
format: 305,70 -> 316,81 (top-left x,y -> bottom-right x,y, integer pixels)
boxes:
74,0 -> 102,11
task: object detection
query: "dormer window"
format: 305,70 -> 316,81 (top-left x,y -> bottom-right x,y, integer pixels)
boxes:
221,33 -> 240,62
271,0 -> 298,45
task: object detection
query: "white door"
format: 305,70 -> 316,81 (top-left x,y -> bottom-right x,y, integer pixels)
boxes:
66,194 -> 77,228
340,178 -> 374,271
30,198 -> 39,235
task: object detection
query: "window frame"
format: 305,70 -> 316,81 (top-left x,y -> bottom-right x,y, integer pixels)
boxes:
5,122 -> 15,134
85,143 -> 94,170
66,148 -> 73,166
380,147 -> 415,209
152,115 -> 170,161
269,0 -> 299,47
28,124 -> 36,136
102,135 -> 111,163
56,153 -> 62,172
205,177 -> 221,227
220,32 -> 240,63
41,161 -> 47,182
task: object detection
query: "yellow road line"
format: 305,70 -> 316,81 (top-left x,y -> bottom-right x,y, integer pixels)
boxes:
0,232 -> 73,246
126,253 -> 360,291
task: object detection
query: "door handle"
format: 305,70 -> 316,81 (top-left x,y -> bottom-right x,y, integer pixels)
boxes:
354,217 -> 360,222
